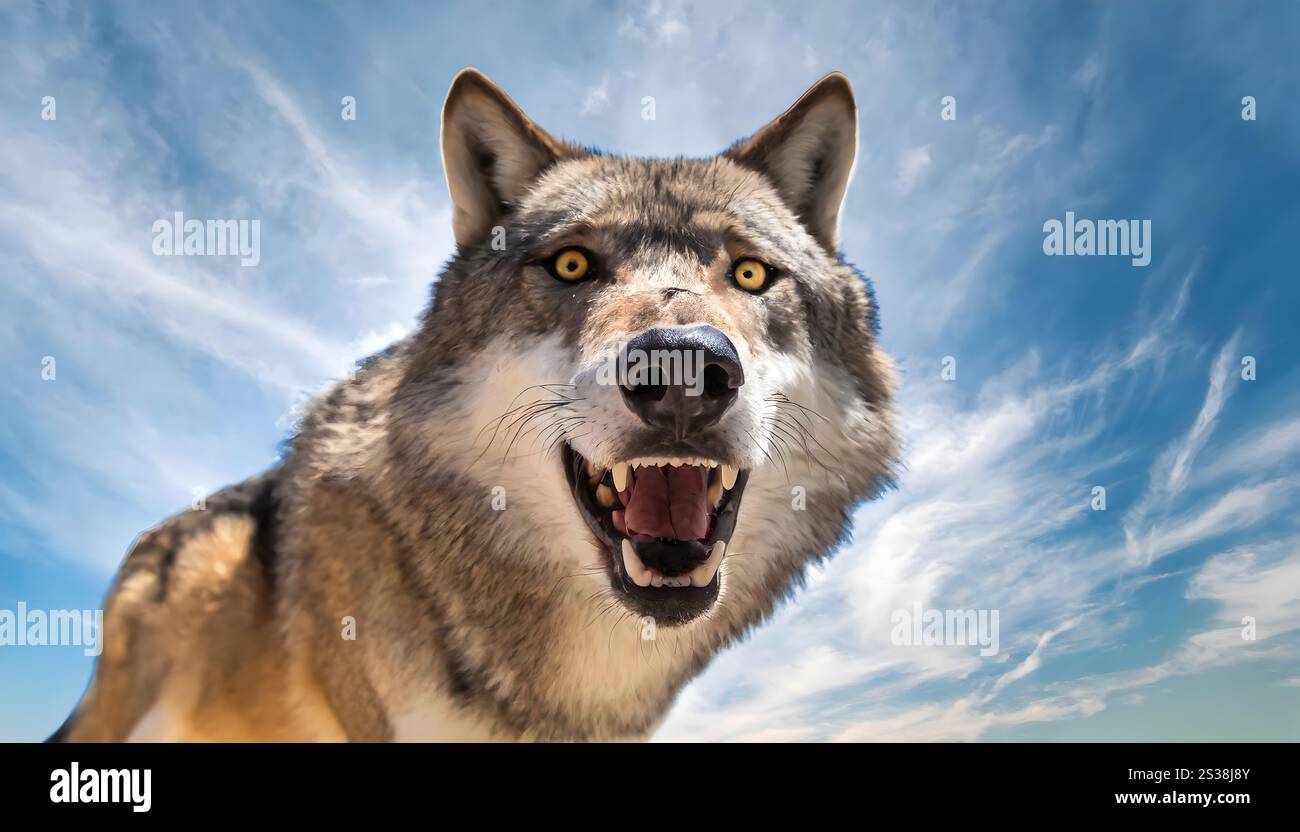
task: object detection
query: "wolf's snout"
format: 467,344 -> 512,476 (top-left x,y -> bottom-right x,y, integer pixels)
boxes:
619,325 -> 744,437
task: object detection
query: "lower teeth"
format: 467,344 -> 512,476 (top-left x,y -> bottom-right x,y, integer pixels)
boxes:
619,539 -> 726,590
621,539 -> 652,587
689,540 -> 726,587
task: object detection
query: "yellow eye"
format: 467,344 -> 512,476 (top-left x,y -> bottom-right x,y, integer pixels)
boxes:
732,259 -> 768,292
553,248 -> 590,281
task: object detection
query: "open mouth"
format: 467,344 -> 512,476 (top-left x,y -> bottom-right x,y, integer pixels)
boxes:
562,443 -> 750,625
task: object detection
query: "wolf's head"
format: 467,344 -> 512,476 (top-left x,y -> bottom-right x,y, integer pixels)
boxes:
389,69 -> 896,695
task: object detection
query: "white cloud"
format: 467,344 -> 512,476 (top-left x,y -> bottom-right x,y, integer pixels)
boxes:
1138,479 -> 1295,564
894,144 -> 932,194
352,321 -> 412,357
1201,415 -> 1300,480
1164,331 -> 1241,496
1123,330 -> 1277,565
1187,544 -> 1300,640
827,538 -> 1300,741
618,0 -> 689,45
581,76 -> 611,116
989,616 -> 1082,695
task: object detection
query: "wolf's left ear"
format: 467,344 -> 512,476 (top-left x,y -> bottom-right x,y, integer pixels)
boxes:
441,68 -> 575,248
727,73 -> 857,254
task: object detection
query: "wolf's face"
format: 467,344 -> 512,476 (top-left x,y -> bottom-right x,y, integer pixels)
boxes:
407,70 -> 896,643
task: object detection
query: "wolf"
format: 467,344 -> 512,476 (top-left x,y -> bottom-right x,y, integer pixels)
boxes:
50,68 -> 898,742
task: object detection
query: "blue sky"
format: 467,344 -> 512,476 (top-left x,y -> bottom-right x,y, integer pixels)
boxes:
2,0 -> 1299,741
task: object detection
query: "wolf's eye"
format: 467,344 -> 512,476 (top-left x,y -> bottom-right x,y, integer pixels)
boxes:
552,248 -> 590,282
732,259 -> 769,292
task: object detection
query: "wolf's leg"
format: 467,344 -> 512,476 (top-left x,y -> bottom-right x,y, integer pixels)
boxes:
51,476 -> 286,742
49,529 -> 175,742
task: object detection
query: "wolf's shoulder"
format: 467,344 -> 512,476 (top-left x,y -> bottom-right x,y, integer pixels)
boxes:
114,470 -> 288,610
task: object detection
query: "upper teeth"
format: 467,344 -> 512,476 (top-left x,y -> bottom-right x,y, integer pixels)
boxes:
605,459 -> 741,493
624,457 -> 722,469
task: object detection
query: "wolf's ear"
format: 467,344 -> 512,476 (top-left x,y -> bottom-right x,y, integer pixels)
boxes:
727,73 -> 857,254
440,68 -> 573,248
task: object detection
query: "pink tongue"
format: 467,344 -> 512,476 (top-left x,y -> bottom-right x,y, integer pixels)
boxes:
624,466 -> 709,541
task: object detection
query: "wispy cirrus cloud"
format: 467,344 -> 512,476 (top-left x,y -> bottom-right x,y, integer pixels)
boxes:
0,3 -> 450,574
1123,332 -> 1245,561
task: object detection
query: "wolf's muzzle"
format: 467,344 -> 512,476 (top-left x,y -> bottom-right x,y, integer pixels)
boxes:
619,325 -> 744,439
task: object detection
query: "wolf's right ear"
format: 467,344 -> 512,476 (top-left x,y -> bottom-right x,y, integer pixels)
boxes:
440,68 -> 573,248
727,73 -> 858,255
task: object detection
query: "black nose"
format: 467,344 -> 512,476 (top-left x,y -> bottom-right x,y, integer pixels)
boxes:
619,325 -> 744,436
